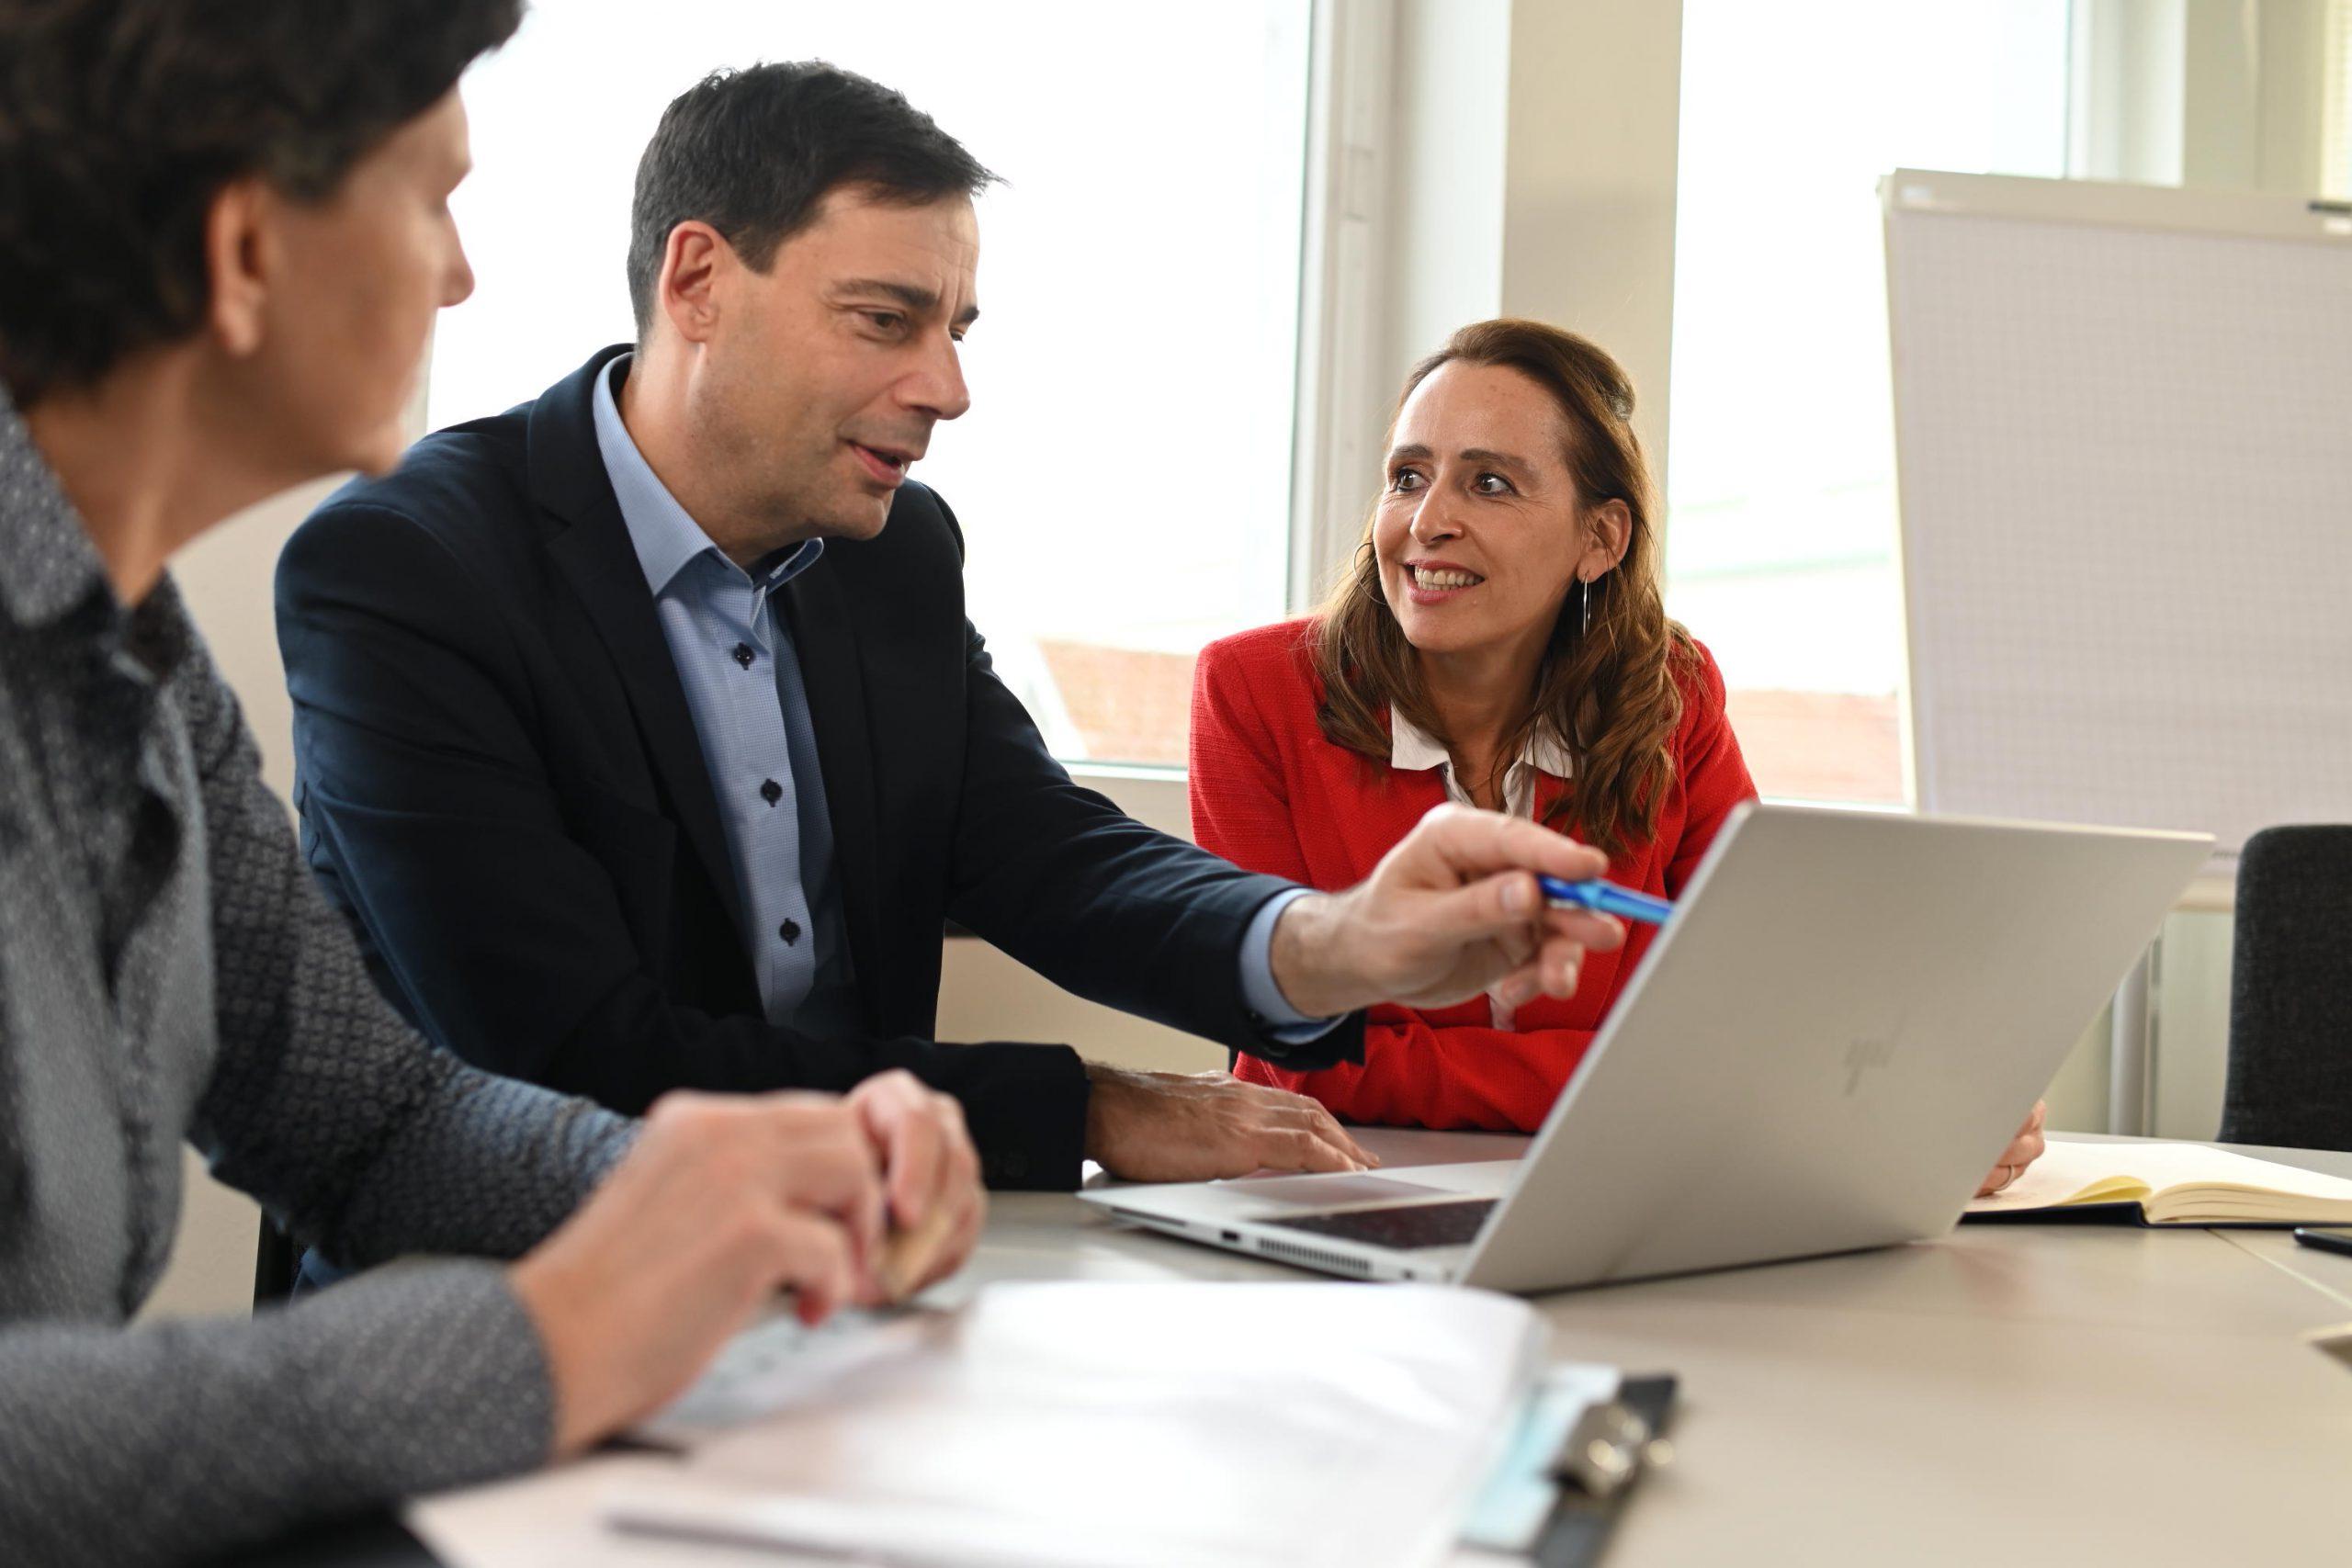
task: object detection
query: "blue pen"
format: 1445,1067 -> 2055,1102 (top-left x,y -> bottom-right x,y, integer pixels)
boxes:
1536,875 -> 1676,926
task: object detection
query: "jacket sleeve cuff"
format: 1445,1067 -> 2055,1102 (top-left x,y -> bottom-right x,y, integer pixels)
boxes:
938,1041 -> 1091,1191
1238,1008 -> 1367,1071
1229,888 -> 1363,1068
1235,887 -> 1350,1042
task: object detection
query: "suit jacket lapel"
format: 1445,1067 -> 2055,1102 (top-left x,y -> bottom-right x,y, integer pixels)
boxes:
780,559 -> 888,1023
530,349 -> 745,934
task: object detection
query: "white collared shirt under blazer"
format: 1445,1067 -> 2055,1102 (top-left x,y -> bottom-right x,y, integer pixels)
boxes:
1386,711 -> 1577,1029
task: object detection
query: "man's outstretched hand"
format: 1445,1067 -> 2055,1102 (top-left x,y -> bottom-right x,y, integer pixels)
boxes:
1269,803 -> 1627,1020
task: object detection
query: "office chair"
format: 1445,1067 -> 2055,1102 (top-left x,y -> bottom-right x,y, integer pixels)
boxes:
2220,825 -> 2352,1153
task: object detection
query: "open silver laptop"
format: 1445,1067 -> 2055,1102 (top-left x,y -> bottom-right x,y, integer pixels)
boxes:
1080,804 -> 2211,1293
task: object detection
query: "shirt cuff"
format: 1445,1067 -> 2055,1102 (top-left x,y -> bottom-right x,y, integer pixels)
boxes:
1238,888 -> 1346,1044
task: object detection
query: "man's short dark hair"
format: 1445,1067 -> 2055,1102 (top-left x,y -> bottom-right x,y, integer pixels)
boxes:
628,62 -> 999,337
0,0 -> 522,407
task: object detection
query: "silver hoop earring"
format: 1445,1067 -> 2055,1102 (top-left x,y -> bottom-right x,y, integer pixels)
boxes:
1577,576 -> 1592,638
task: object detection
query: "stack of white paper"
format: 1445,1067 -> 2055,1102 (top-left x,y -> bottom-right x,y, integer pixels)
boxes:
410,1280 -> 1544,1568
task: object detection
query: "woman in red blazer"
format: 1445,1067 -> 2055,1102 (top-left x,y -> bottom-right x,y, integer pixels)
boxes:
1190,319 -> 2048,1190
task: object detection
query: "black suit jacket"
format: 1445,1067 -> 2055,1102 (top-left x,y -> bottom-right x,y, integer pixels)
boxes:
276,346 -> 1361,1189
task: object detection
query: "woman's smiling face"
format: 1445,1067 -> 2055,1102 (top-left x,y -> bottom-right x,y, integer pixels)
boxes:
1374,358 -> 1600,660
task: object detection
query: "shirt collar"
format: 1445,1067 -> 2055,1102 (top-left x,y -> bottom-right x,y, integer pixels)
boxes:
0,383 -> 119,630
591,353 -> 823,596
1388,707 -> 1576,781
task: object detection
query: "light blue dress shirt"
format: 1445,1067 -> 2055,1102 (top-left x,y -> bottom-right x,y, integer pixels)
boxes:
591,355 -> 1328,1042
592,358 -> 860,1036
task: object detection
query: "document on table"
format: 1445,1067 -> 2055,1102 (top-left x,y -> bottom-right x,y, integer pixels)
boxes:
1964,1138 -> 2352,1225
406,1280 -> 1547,1568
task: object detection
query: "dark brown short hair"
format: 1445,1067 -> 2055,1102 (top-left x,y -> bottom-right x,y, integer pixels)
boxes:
0,0 -> 524,406
628,62 -> 999,338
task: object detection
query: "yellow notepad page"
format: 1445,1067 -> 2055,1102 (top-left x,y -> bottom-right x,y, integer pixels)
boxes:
1967,1137 -> 2352,1225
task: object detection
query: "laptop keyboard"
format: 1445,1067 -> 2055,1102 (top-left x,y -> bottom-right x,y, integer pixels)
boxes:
1264,1198 -> 1498,1251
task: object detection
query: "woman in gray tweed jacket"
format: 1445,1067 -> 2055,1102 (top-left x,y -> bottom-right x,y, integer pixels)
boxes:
0,6 -> 982,1563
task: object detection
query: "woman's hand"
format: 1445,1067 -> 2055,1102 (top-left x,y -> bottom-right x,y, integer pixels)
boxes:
1976,1100 -> 2049,1196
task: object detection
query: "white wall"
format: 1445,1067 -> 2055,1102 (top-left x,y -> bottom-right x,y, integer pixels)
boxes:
1497,0 -> 1685,485
2151,911 -> 2236,1140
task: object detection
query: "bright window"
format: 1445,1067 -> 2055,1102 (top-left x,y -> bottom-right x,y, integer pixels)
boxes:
1664,0 -> 2074,803
435,0 -> 1313,767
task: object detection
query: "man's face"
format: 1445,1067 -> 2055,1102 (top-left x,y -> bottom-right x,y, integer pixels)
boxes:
695,186 -> 978,543
239,88 -> 477,478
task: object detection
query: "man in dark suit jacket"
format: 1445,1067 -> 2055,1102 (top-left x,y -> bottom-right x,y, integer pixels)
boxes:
276,62 -> 1621,1194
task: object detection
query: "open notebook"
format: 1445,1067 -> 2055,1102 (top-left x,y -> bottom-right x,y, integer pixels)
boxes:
1965,1137 -> 2352,1226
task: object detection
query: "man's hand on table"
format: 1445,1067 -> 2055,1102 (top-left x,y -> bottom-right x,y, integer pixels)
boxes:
1084,1065 -> 1377,1179
1267,803 -> 1627,1019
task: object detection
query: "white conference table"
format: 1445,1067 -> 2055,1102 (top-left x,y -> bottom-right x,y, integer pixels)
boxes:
926,1127 -> 2352,1568
284,1128 -> 2352,1568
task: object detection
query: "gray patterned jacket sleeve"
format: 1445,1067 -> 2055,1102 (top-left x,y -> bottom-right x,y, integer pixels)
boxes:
181,632 -> 636,1264
2,1260 -> 557,1566
0,626 -> 637,1566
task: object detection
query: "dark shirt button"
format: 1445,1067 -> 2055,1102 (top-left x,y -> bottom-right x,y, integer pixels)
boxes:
778,919 -> 801,946
759,778 -> 783,806
732,642 -> 756,669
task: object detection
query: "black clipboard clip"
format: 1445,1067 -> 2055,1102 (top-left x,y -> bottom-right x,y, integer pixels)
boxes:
1551,1383 -> 1677,1500
1531,1373 -> 1679,1567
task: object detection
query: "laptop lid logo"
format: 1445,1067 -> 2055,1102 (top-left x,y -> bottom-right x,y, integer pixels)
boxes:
1842,1035 -> 1897,1095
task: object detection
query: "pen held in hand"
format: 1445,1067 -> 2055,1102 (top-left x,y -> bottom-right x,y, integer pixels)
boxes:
1536,875 -> 1675,927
